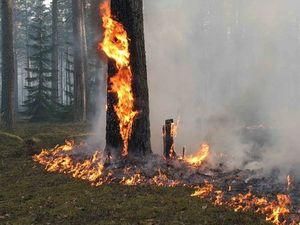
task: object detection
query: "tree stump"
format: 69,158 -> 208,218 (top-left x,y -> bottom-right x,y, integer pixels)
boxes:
163,119 -> 177,160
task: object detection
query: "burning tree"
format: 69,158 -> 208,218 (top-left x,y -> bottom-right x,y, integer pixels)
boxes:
100,0 -> 151,157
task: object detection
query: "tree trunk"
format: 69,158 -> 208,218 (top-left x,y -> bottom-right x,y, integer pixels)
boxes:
72,0 -> 87,121
163,119 -> 176,160
12,0 -> 18,118
25,0 -> 31,92
60,50 -> 63,104
14,50 -> 18,118
1,0 -> 15,130
106,0 -> 152,157
51,0 -> 59,102
90,0 -> 105,117
81,0 -> 90,118
65,47 -> 70,105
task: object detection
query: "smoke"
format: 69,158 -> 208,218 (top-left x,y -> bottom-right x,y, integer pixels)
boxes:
143,0 -> 300,178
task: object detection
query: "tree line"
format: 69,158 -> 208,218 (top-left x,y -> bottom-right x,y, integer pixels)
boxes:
0,0 -> 104,130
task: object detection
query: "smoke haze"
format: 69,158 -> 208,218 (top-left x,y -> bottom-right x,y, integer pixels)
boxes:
143,0 -> 300,177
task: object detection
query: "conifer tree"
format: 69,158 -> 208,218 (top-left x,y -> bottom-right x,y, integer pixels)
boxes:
24,1 -> 54,122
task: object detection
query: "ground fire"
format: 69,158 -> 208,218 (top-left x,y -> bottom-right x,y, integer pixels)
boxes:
33,138 -> 300,225
32,1 -> 300,225
191,182 -> 298,225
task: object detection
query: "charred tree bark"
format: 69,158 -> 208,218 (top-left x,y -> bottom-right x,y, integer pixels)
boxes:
163,119 -> 176,160
106,0 -> 152,157
1,0 -> 15,130
72,0 -> 87,122
51,0 -> 59,102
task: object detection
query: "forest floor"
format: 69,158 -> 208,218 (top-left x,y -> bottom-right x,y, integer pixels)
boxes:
0,123 -> 271,225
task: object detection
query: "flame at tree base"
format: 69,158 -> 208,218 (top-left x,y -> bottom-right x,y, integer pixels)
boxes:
33,141 -> 182,187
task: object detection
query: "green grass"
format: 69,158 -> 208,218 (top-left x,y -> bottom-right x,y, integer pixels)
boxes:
0,123 -> 271,225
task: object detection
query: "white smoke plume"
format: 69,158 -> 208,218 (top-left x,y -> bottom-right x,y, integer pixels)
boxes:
92,0 -> 300,179
143,0 -> 300,178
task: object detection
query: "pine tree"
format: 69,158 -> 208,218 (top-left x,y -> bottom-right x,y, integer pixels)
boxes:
51,0 -> 59,102
24,1 -> 54,122
59,0 -> 73,106
13,0 -> 31,113
13,0 -> 30,108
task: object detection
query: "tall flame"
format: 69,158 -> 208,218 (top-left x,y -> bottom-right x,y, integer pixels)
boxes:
99,1 -> 138,156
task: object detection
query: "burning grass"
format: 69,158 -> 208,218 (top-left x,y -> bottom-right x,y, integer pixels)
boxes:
31,139 -> 299,225
191,183 -> 298,225
0,123 -> 272,225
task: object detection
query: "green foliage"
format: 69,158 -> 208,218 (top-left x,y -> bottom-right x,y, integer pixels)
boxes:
23,1 -> 56,122
55,0 -> 74,110
14,0 -> 32,54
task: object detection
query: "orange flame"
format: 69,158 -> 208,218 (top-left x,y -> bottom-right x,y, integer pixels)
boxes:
33,141 -> 104,186
266,194 -> 291,225
121,173 -> 143,186
99,1 -> 129,68
192,183 -> 297,225
185,143 -> 210,166
171,119 -> 180,138
191,181 -> 214,198
99,1 -> 138,156
151,170 -> 181,187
